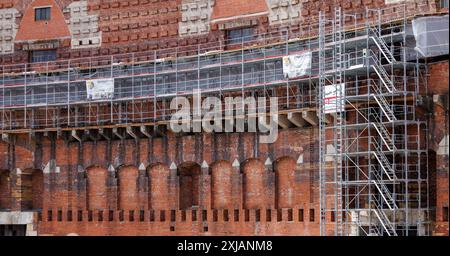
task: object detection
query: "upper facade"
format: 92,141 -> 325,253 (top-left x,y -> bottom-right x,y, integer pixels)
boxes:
0,0 -> 447,64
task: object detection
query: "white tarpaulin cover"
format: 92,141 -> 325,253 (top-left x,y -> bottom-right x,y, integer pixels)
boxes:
412,15 -> 449,58
86,78 -> 114,100
282,51 -> 312,79
324,83 -> 345,114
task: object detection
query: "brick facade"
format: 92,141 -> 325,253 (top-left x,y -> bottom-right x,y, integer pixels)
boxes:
0,0 -> 448,236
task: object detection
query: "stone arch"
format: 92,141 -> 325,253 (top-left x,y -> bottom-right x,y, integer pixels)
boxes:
147,163 -> 170,210
86,166 -> 108,210
178,162 -> 201,210
275,156 -> 297,209
210,160 -> 233,209
118,165 -> 139,210
0,170 -> 11,210
21,169 -> 44,210
242,158 -> 266,209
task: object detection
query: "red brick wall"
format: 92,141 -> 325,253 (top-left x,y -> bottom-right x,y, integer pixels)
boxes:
0,129 -> 323,235
428,60 -> 449,236
1,0 -> 446,64
0,170 -> 11,210
211,0 -> 268,20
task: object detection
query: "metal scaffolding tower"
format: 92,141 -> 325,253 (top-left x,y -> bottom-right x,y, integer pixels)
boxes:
319,6 -> 430,236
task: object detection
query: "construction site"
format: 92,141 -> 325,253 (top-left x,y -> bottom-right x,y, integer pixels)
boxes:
0,0 -> 448,236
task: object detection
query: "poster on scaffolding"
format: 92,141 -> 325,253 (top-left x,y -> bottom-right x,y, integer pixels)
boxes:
282,51 -> 312,79
86,78 -> 115,100
323,83 -> 345,114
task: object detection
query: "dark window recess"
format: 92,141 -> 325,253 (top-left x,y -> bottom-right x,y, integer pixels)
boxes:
266,209 -> 272,222
149,210 -> 155,222
244,209 -> 250,222
170,210 -> 176,222
181,210 -> 186,221
77,210 -> 83,222
57,210 -> 62,222
119,210 -> 124,222
234,209 -> 239,222
35,7 -> 51,21
192,210 -> 197,221
98,211 -> 103,222
443,207 -> 449,222
88,210 -> 93,222
30,50 -> 56,63
129,210 -> 134,222
109,210 -> 114,221
255,209 -> 260,222
67,210 -> 72,222
223,210 -> 229,222
47,210 -> 53,222
309,209 -> 315,222
288,209 -> 293,221
160,210 -> 166,222
226,27 -> 255,45
277,209 -> 282,222
213,210 -> 218,222
202,210 -> 207,221
139,210 -> 145,222
331,211 -> 336,222
299,209 -> 304,222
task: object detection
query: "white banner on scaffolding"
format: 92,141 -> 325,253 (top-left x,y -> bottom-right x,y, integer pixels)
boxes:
86,78 -> 115,100
282,51 -> 312,79
323,83 -> 345,114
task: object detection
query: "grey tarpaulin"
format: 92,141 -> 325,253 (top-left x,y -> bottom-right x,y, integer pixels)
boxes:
412,15 -> 449,58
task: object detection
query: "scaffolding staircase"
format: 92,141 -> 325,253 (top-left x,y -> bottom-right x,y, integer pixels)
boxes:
369,27 -> 396,64
372,168 -> 398,210
371,195 -> 398,236
370,110 -> 396,151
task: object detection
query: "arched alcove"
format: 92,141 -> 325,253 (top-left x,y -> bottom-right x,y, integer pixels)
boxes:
178,162 -> 201,210
21,169 -> 44,210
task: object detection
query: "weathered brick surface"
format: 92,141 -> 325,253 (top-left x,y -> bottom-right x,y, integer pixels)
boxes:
428,61 -> 449,236
0,0 -> 446,64
0,0 -> 448,236
0,129 -> 324,235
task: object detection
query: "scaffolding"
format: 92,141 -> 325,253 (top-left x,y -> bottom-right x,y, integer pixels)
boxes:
318,6 -> 431,236
0,2 -> 438,236
0,2 -> 435,133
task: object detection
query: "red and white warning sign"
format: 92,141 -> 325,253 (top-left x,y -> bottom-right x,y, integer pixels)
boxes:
323,83 -> 345,114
